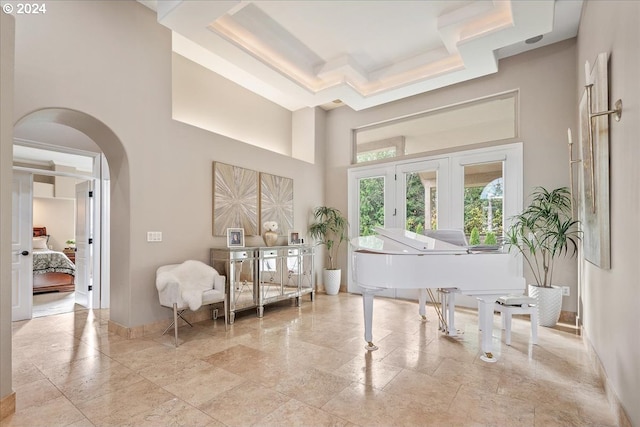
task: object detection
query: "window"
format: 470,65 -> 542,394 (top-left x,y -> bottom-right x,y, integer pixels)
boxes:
348,143 -> 522,294
355,137 -> 405,163
401,166 -> 439,233
353,91 -> 518,164
464,162 -> 504,245
358,176 -> 385,236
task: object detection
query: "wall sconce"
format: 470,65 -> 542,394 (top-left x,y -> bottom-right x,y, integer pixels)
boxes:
584,81 -> 622,212
567,128 -> 581,215
586,85 -> 623,123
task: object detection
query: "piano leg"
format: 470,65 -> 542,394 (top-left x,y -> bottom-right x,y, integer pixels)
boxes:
418,289 -> 427,320
362,288 -> 379,351
446,292 -> 457,336
477,296 -> 498,363
438,289 -> 458,336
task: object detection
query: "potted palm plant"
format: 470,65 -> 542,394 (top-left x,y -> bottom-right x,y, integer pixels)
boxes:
505,187 -> 581,326
308,206 -> 348,295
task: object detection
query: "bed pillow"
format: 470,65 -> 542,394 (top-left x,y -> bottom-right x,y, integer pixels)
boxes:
33,236 -> 48,249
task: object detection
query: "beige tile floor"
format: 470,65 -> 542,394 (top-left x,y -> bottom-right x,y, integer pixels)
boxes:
4,293 -> 618,427
32,291 -> 76,318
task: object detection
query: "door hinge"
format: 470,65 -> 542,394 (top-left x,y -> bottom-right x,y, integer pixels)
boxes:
88,238 -> 93,244
88,191 -> 93,197
393,208 -> 397,216
88,285 -> 93,291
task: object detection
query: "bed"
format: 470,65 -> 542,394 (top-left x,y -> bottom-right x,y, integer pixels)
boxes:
32,227 -> 76,294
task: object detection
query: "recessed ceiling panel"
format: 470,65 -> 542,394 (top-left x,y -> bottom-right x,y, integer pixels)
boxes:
146,0 -> 582,111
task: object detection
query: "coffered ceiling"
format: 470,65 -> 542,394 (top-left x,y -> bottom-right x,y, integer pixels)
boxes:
139,0 -> 583,111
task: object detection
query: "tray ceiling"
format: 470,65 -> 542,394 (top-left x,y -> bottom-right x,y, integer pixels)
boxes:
141,0 -> 583,111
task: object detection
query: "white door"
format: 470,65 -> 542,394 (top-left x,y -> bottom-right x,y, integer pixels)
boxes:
74,181 -> 93,308
12,172 -> 33,321
347,160 -> 448,295
394,159 -> 447,300
347,166 -> 395,295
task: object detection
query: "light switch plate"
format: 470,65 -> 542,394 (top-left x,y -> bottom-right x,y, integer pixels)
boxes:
147,231 -> 162,242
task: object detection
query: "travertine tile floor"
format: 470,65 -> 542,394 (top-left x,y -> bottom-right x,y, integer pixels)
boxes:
4,293 -> 618,426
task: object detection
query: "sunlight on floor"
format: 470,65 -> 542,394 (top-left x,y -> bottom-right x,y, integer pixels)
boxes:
8,293 -> 619,426
32,291 -> 77,318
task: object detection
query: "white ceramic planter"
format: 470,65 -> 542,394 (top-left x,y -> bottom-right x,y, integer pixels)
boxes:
323,269 -> 341,295
528,284 -> 563,327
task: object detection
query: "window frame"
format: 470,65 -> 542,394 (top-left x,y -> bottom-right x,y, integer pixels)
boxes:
352,91 -> 519,165
347,142 -> 523,295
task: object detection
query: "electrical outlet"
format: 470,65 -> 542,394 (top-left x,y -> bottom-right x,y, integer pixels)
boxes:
561,286 -> 570,296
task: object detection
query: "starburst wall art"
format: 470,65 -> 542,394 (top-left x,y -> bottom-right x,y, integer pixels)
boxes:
212,163 -> 294,238
212,162 -> 258,236
260,172 -> 293,236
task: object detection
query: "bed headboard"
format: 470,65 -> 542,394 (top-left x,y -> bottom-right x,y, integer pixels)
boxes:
33,227 -> 47,237
33,227 -> 50,244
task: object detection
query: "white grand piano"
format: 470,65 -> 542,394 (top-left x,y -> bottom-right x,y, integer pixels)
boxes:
351,227 -> 525,362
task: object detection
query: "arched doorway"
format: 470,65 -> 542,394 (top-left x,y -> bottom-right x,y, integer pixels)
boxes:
13,108 -> 129,319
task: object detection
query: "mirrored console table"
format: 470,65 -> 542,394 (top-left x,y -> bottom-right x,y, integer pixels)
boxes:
210,245 -> 315,323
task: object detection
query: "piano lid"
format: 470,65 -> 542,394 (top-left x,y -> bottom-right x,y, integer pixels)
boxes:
352,227 -> 469,254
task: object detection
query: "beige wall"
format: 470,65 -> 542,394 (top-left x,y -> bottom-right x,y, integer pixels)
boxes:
172,53 -> 293,157
577,2 -> 640,425
325,39 -> 579,310
10,0 -> 324,331
32,197 -> 75,252
0,10 -> 15,410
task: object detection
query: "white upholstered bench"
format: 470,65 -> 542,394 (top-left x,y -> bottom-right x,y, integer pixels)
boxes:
494,295 -> 538,346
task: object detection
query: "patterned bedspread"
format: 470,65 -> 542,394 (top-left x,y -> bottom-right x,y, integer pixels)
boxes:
33,249 -> 76,276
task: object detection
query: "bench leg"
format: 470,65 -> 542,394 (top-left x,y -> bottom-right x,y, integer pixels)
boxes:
531,307 -> 538,345
504,310 -> 512,346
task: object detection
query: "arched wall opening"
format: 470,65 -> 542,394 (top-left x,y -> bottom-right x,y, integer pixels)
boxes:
14,108 -> 131,325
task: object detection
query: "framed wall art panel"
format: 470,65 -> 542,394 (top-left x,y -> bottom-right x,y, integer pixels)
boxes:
578,53 -> 610,269
259,172 -> 293,236
213,162 -> 258,236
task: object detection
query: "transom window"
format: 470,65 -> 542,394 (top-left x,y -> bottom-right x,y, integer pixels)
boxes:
353,91 -> 518,164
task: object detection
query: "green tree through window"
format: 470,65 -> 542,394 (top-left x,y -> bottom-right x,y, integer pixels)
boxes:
406,173 -> 425,233
359,177 -> 384,236
464,186 -> 503,241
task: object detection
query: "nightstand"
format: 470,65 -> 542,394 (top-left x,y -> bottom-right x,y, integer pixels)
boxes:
63,248 -> 76,263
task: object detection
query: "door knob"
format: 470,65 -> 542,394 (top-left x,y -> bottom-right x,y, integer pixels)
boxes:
21,250 -> 29,256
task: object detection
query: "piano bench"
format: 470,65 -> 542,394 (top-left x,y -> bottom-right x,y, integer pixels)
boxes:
494,296 -> 538,346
